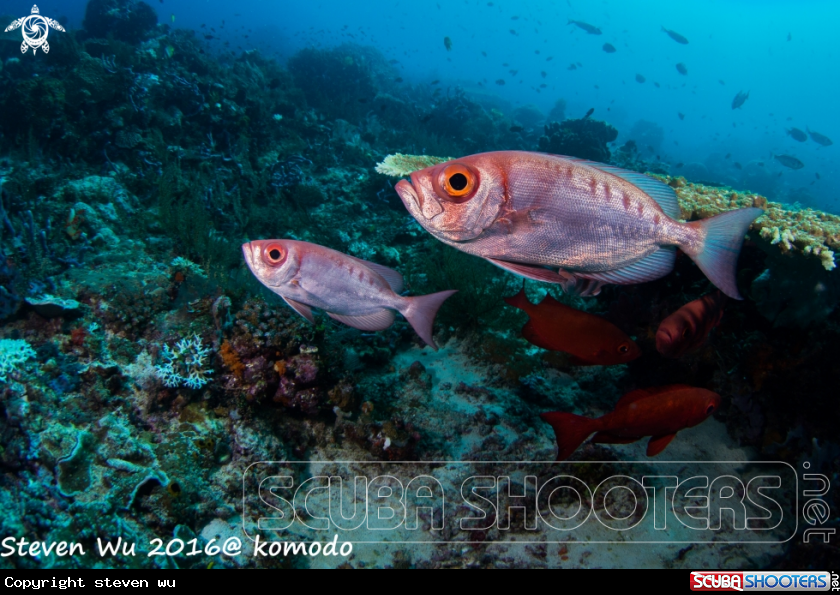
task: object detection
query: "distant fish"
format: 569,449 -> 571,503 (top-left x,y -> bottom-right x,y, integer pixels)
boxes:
635,73 -> 646,83
583,107 -> 594,118
394,77 -> 403,83
656,292 -> 725,358
510,29 -> 518,35
602,43 -> 616,53
430,80 -> 439,85
444,36 -> 452,51
675,62 -> 687,75
495,79 -> 506,85
678,112 -> 685,120
807,128 -> 833,147
510,125 -> 524,133
661,26 -> 689,44
568,19 -> 602,35
734,162 -> 743,170
653,81 -> 660,88
568,63 -> 577,70
675,162 -> 684,168
787,127 -> 807,142
242,240 -> 456,350
774,154 -> 804,169
816,172 -> 821,179
503,289 -> 640,366
541,70 -> 547,78
787,32 -> 792,41
725,153 -> 731,159
731,90 -> 749,109
541,385 -> 720,460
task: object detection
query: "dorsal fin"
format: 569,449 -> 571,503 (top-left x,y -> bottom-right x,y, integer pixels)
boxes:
567,159 -> 682,220
616,384 -> 692,408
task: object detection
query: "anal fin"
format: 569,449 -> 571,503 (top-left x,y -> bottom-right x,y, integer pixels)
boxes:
579,247 -> 676,285
646,433 -> 677,456
328,309 -> 395,331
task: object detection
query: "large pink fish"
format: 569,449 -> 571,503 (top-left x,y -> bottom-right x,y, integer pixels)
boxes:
395,151 -> 762,299
242,240 -> 456,350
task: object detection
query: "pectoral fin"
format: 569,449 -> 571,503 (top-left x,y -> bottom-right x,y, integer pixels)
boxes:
282,296 -> 315,323
646,433 -> 677,457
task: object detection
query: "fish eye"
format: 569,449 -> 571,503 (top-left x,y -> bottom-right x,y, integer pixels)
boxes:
438,163 -> 478,201
682,327 -> 690,338
618,343 -> 629,353
706,404 -> 715,415
263,243 -> 286,265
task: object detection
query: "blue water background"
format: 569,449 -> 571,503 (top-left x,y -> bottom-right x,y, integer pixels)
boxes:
1,0 -> 837,211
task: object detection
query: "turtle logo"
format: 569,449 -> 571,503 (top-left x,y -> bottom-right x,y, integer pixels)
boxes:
4,5 -> 65,55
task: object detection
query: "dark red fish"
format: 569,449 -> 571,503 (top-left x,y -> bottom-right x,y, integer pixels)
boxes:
504,289 -> 640,365
656,292 -> 725,358
541,385 -> 721,460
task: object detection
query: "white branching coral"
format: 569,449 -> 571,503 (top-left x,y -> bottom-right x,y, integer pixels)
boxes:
0,339 -> 35,382
375,153 -> 451,177
154,334 -> 212,389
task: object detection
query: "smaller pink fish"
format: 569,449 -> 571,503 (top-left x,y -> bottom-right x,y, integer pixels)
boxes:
242,240 -> 456,350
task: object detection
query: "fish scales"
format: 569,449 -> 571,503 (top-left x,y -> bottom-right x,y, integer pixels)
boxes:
396,151 -> 761,299
449,154 -> 680,271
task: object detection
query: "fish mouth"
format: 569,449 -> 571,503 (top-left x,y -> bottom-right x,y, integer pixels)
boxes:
241,242 -> 259,273
395,175 -> 443,221
395,178 -> 421,214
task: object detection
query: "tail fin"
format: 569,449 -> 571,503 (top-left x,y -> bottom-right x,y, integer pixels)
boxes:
540,412 -> 599,461
400,290 -> 457,351
687,207 -> 762,300
503,286 -> 531,311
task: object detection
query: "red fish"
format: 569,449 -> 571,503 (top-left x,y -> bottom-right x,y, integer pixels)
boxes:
541,385 -> 721,460
656,292 -> 725,358
504,289 -> 640,365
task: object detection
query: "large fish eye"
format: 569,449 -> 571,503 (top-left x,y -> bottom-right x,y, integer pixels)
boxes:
263,243 -> 286,265
682,327 -> 690,338
618,343 -> 630,354
706,404 -> 715,415
438,163 -> 478,202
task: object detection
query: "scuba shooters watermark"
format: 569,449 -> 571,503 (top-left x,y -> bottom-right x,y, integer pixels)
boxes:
242,460 -> 806,544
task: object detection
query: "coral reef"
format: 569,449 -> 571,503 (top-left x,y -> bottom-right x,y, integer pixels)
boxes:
668,177 -> 839,270
0,11 -> 835,571
538,117 -> 618,162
